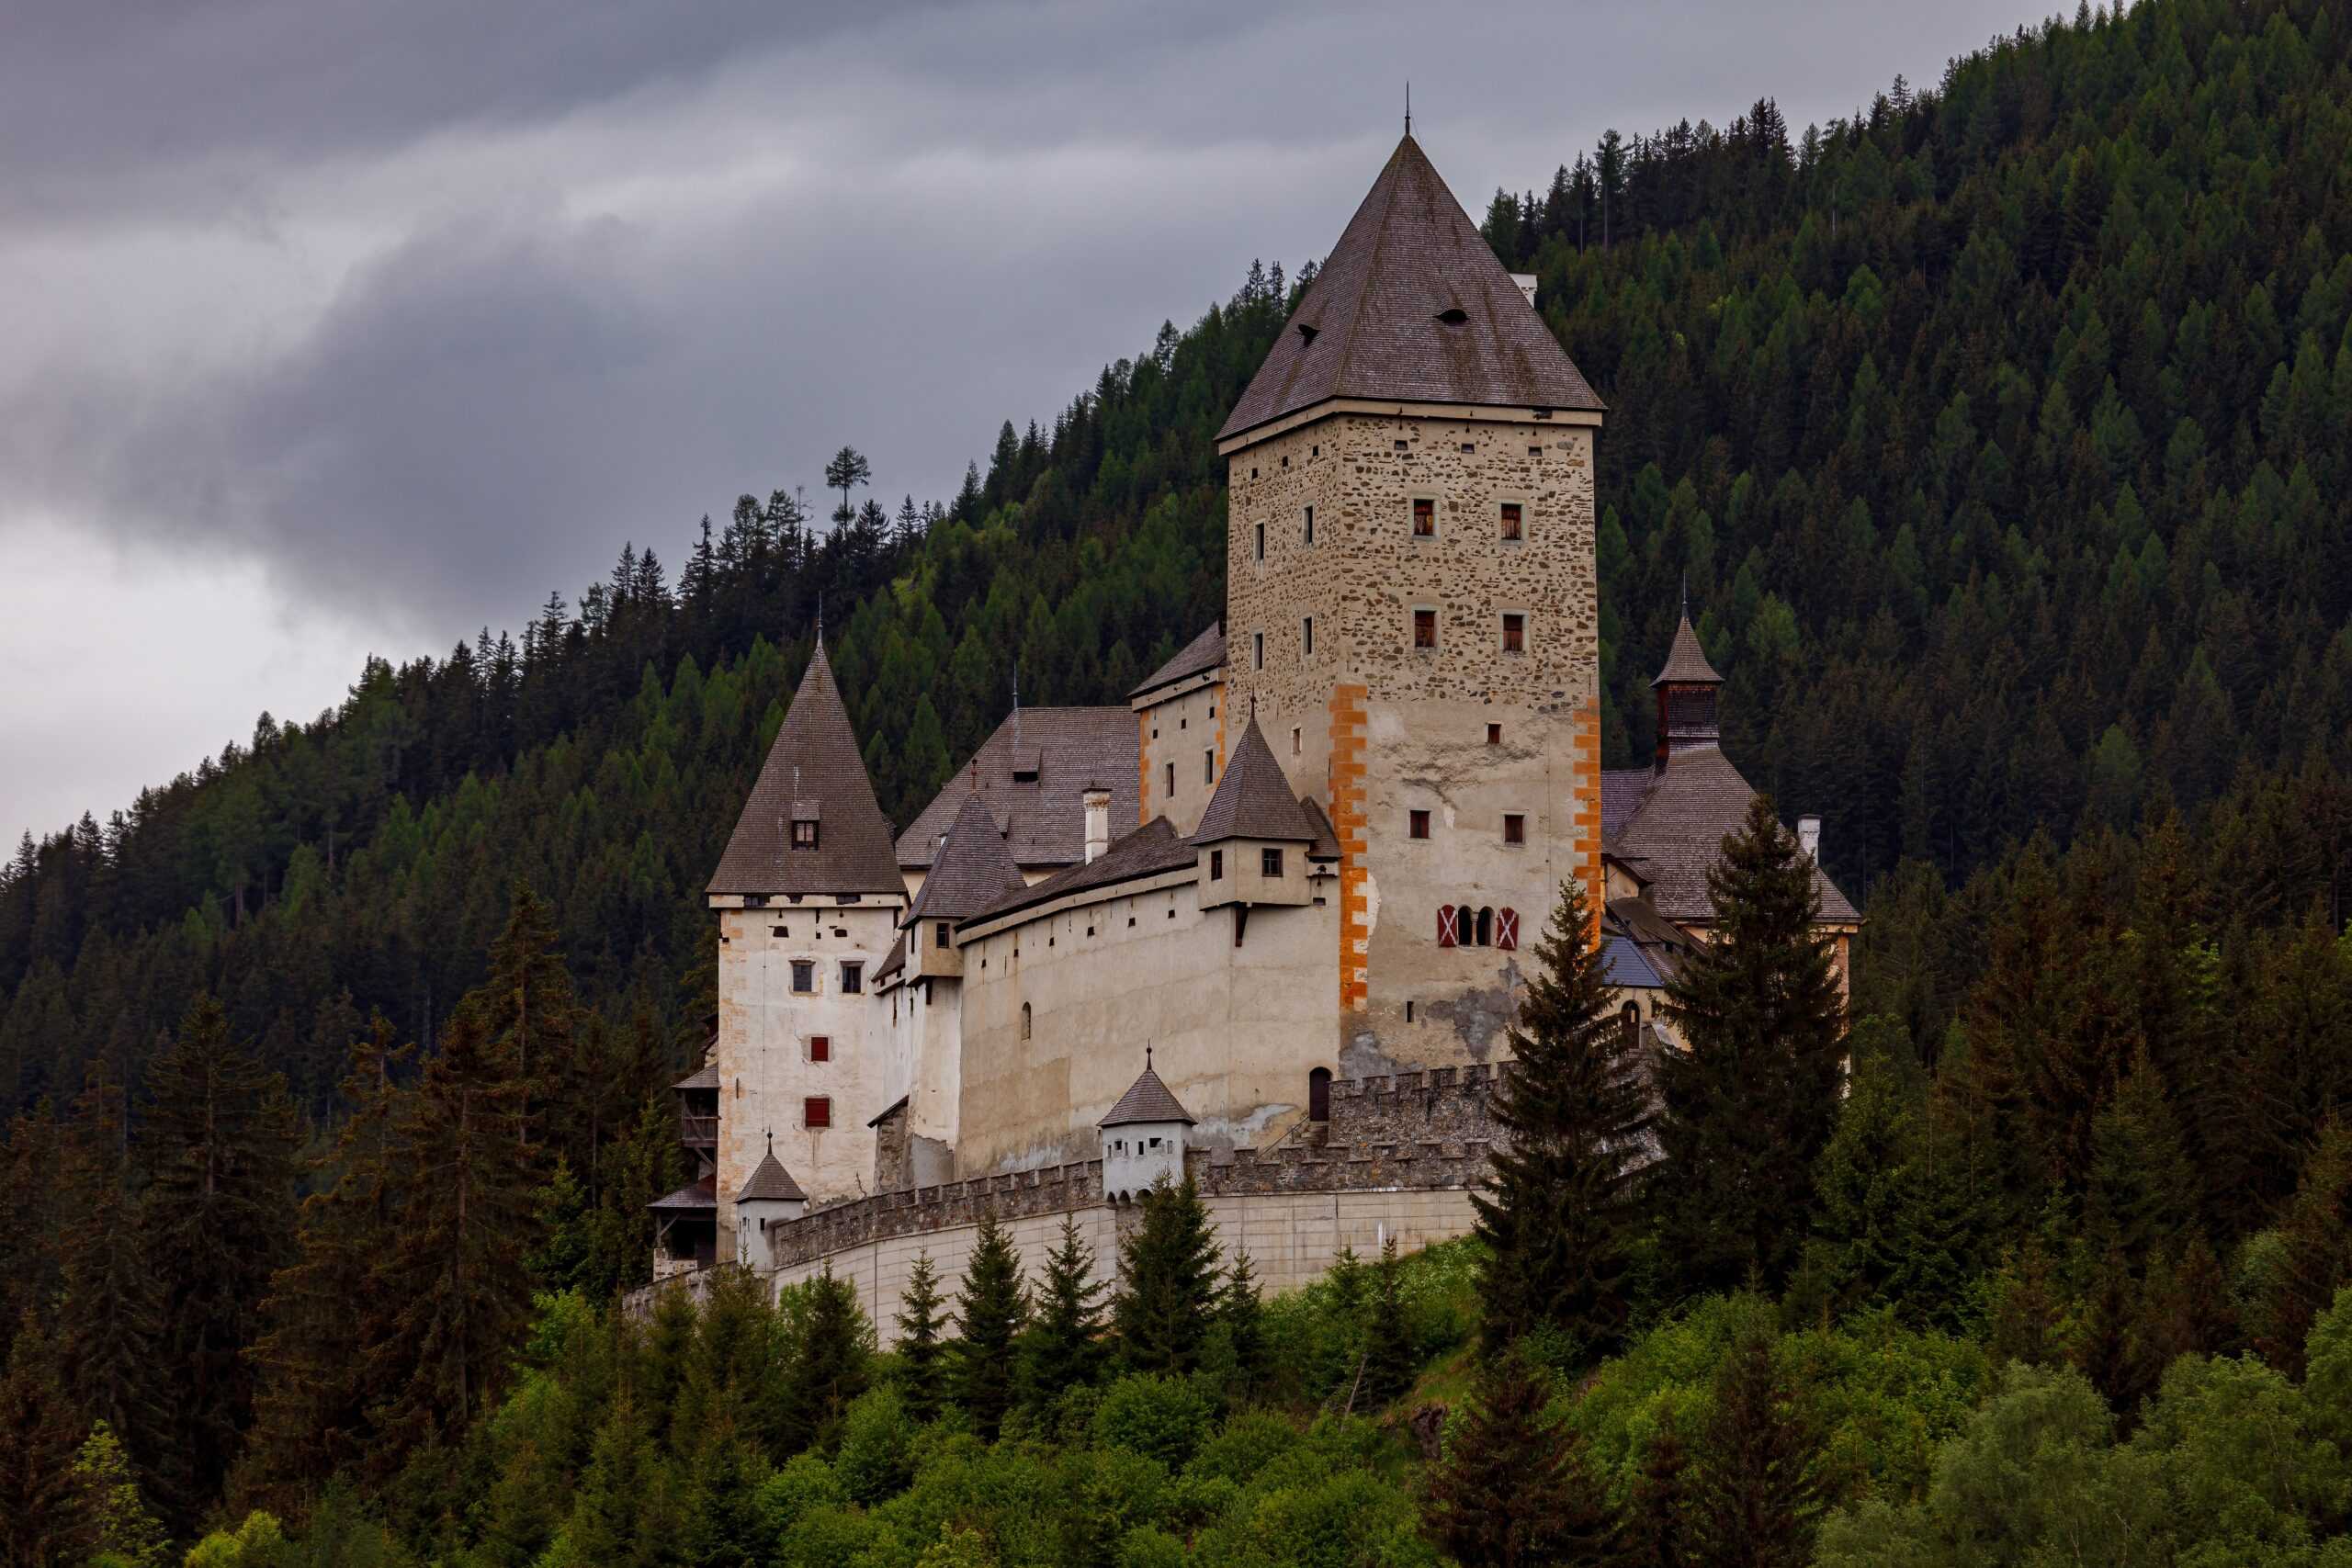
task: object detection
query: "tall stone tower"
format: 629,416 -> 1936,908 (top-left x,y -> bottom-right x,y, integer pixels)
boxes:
706,638 -> 906,1247
1216,133 -> 1606,1074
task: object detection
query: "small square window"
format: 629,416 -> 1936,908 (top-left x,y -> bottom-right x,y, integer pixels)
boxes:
810,1034 -> 831,1062
1254,521 -> 1265,561
1204,749 -> 1216,784
1413,608 -> 1437,649
1459,441 -> 1476,453
1210,849 -> 1225,880
804,1096 -> 831,1129
1487,723 -> 1502,745
1302,505 -> 1314,544
1411,498 -> 1435,536
1409,809 -> 1430,840
1261,848 -> 1283,877
1502,613 -> 1526,654
772,924 -> 788,938
1302,616 -> 1314,658
1500,502 -> 1523,540
841,962 -> 863,994
1393,438 -> 1408,451
1504,814 -> 1526,845
790,961 -> 814,993
790,818 -> 819,850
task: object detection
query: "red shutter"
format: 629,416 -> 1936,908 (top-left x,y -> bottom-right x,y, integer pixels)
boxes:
1437,905 -> 1456,947
1497,908 -> 1520,951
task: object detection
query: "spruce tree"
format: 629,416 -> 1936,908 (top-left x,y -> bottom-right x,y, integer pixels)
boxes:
1358,1235 -> 1418,1410
1221,1247 -> 1268,1386
1421,1345 -> 1623,1567
471,881 -> 582,1160
0,1314 -> 99,1567
894,1252 -> 950,1424
1114,1173 -> 1222,1377
1025,1214 -> 1106,1404
1622,1411 -> 1694,1568
74,1422 -> 167,1568
139,994 -> 300,1528
782,1266 -> 872,1455
55,1058 -> 163,1486
1686,1323 -> 1824,1568
954,1213 -> 1028,1438
1474,877 -> 1652,1355
1655,795 -> 1847,1297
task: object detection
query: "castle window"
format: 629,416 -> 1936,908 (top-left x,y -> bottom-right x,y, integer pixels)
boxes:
1529,445 -> 1543,457
1253,631 -> 1264,670
1487,723 -> 1502,744
790,818 -> 819,851
841,962 -> 863,994
744,893 -> 768,908
1021,1002 -> 1032,1041
1504,813 -> 1526,845
1500,502 -> 1523,540
1302,505 -> 1314,544
773,924 -> 788,938
1165,761 -> 1175,797
1409,809 -> 1430,840
1394,438 -> 1408,451
809,1034 -> 831,1063
1406,1000 -> 1416,1021
1210,849 -> 1225,880
1621,1002 -> 1641,1051
790,961 -> 814,994
804,1096 -> 831,1129
1261,848 -> 1283,877
1291,727 -> 1302,757
1254,522 -> 1265,561
1308,1066 -> 1332,1122
1411,497 -> 1435,536
1476,907 -> 1494,946
1413,608 -> 1437,649
1302,616 -> 1314,657
1501,613 -> 1526,654
1204,749 -> 1216,784
1460,441 -> 1476,453
936,921 -> 950,949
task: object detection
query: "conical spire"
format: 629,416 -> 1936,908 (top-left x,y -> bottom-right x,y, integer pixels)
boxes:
1191,717 -> 1317,844
707,637 -> 904,896
1651,608 -> 1724,688
1218,132 -> 1601,443
905,790 -> 1025,924
1101,1053 -> 1195,1128
734,1138 -> 806,1204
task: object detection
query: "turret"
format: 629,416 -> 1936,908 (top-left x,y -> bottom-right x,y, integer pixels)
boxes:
1100,1050 -> 1194,1201
1651,604 -> 1724,771
734,1135 -> 808,1270
1192,716 -> 1316,912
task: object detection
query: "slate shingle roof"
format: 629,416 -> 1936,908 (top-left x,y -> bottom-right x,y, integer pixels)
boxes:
968,817 -> 1197,926
734,1146 -> 807,1204
707,640 -> 905,897
1101,1060 -> 1195,1127
1604,746 -> 1860,925
1218,133 -> 1601,444
906,790 -> 1028,925
1190,718 -> 1318,844
1653,611 -> 1725,686
897,707 -> 1140,873
650,1175 -> 717,1212
1131,623 -> 1226,699
1600,935 -> 1667,990
671,1062 -> 719,1092
1299,795 -> 1342,861
872,931 -> 907,986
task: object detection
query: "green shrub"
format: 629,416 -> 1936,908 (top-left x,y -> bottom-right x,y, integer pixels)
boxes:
1093,1373 -> 1216,1469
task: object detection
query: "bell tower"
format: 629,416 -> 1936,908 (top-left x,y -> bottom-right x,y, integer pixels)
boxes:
1216,133 -> 1607,1074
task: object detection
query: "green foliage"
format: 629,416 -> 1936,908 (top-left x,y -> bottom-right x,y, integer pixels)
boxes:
1421,1346 -> 1623,1567
1025,1214 -> 1108,1404
1091,1374 -> 1216,1470
1114,1174 -> 1223,1377
954,1213 -> 1029,1438
895,1250 -> 952,1424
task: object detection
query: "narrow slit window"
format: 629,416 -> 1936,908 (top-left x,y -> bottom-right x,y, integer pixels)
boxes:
1254,521 -> 1265,561
1204,749 -> 1216,784
1253,631 -> 1264,670
1302,505 -> 1314,544
1210,849 -> 1224,880
1302,616 -> 1314,658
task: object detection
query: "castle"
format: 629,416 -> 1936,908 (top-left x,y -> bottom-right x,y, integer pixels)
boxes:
648,133 -> 1858,1327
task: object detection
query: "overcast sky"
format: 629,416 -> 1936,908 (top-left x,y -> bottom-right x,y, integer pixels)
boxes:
1,0 -> 2042,847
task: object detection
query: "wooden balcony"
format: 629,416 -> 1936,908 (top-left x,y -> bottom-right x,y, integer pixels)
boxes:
681,1114 -> 718,1147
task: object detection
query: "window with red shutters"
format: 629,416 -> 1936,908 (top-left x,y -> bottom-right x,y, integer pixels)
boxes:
1497,908 -> 1520,951
804,1096 -> 831,1129
809,1034 -> 831,1062
1437,905 -> 1456,947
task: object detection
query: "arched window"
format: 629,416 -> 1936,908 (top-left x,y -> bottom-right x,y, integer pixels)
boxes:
1308,1066 -> 1332,1122
1476,907 -> 1494,947
1021,1001 -> 1033,1041
1621,1001 -> 1641,1050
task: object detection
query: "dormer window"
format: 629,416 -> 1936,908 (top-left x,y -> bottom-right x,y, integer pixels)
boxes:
1436,307 -> 1469,325
790,819 -> 819,851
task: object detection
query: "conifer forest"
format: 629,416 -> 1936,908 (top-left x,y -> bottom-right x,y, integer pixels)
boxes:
8,0 -> 2352,1562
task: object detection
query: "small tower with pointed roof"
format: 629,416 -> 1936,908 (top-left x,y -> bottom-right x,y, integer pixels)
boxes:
1192,716 -> 1317,911
706,636 -> 907,1238
1216,130 -> 1608,1069
1100,1048 -> 1195,1200
1652,604 -> 1724,770
734,1134 -> 808,1269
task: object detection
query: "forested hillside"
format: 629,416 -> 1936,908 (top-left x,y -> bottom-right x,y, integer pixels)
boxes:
6,0 -> 2352,1558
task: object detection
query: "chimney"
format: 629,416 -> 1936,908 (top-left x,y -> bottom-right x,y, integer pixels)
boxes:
1510,273 -> 1538,309
1082,788 -> 1112,863
1797,816 -> 1822,863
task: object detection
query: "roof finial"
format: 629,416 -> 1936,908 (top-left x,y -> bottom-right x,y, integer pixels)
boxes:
1012,661 -> 1022,756
817,592 -> 824,638
1679,571 -> 1690,622
1145,1041 -> 1153,1071
1405,82 -> 1411,137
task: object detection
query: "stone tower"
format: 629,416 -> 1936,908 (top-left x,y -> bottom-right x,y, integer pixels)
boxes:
1216,132 -> 1607,1074
706,637 -> 906,1244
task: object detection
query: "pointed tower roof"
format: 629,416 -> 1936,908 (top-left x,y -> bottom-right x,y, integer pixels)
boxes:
734,1141 -> 807,1204
1652,611 -> 1724,687
1218,133 -> 1601,444
905,790 -> 1026,925
707,639 -> 904,896
1101,1055 -> 1195,1127
1190,717 -> 1318,844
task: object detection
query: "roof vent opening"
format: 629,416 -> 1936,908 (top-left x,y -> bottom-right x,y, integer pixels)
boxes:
1295,321 -> 1319,344
1435,307 -> 1469,325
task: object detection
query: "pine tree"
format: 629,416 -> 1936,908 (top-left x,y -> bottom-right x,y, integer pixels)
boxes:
74,1421 -> 166,1568
1686,1324 -> 1824,1568
1358,1235 -> 1418,1410
1114,1174 -> 1222,1377
0,1314 -> 99,1567
471,882 -> 582,1160
1656,796 -> 1847,1296
781,1266 -> 872,1456
368,999 -> 538,1464
1475,877 -> 1652,1355
139,994 -> 300,1527
1622,1412 -> 1695,1568
1221,1247 -> 1267,1385
1421,1345 -> 1624,1567
894,1252 -> 950,1424
55,1057 -> 163,1485
1024,1215 -> 1106,1404
954,1213 -> 1028,1438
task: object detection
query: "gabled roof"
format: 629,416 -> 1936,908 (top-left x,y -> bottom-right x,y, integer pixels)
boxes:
1132,623 -> 1226,700
1190,718 -> 1317,845
1101,1060 -> 1195,1127
1218,133 -> 1601,444
1605,745 -> 1860,924
897,706 -> 1140,872
735,1145 -> 807,1205
968,816 -> 1197,927
906,791 -> 1027,925
1600,935 -> 1667,990
708,640 -> 904,897
1653,611 -> 1724,686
